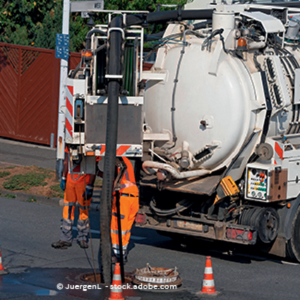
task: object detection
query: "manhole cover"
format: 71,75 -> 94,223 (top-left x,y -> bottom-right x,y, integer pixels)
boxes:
133,264 -> 182,289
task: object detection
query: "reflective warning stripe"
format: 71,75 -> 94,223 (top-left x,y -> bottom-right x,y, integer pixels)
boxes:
65,118 -> 73,138
97,144 -> 141,156
116,145 -> 131,156
65,85 -> 74,138
203,279 -> 215,287
111,229 -> 131,235
275,142 -> 283,159
112,212 -> 125,219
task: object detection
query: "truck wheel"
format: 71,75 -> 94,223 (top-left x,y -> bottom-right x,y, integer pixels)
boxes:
255,208 -> 279,244
240,207 -> 279,243
287,206 -> 300,262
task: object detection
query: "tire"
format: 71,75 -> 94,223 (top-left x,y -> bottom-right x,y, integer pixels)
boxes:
240,207 -> 279,244
287,206 -> 300,262
255,208 -> 279,244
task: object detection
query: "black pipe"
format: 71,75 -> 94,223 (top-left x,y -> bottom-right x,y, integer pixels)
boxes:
146,9 -> 214,23
100,15 -> 123,284
85,28 -> 107,50
193,20 -> 211,30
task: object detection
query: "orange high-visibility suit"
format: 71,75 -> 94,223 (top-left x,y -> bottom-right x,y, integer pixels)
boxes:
111,157 -> 139,259
61,146 -> 93,243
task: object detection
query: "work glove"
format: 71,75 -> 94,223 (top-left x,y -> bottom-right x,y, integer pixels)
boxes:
60,177 -> 66,191
83,184 -> 94,199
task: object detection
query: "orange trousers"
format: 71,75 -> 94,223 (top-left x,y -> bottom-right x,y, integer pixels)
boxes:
111,193 -> 139,257
63,180 -> 91,221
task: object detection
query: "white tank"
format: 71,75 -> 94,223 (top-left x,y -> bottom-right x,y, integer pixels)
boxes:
143,6 -> 298,175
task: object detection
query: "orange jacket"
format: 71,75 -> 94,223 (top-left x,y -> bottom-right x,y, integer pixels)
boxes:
65,146 -> 91,184
117,157 -> 139,196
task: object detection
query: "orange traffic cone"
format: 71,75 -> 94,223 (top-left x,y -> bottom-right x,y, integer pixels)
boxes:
0,249 -> 8,275
197,256 -> 219,296
109,263 -> 124,300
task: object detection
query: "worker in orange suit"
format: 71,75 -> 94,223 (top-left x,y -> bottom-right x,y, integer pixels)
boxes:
110,157 -> 139,264
52,145 -> 96,249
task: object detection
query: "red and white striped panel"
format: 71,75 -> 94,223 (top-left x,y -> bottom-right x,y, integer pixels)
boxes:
273,141 -> 284,165
89,144 -> 142,157
65,85 -> 74,139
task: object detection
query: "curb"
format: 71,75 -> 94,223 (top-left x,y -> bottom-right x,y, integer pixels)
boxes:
0,189 -> 101,211
0,189 -> 61,207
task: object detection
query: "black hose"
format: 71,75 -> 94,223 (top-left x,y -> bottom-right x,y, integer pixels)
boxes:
193,20 -> 211,30
146,9 -> 214,23
85,28 -> 107,50
150,198 -> 194,216
100,15 -> 123,284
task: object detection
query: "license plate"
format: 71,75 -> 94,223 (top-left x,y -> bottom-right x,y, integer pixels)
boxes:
175,220 -> 203,231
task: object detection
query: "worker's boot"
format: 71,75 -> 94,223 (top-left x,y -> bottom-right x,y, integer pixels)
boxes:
52,219 -> 73,249
77,219 -> 89,248
51,240 -> 72,249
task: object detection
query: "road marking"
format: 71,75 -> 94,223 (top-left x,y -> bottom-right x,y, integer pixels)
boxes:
72,227 -> 146,240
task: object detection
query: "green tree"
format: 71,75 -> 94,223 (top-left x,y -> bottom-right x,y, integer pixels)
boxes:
0,0 -> 187,51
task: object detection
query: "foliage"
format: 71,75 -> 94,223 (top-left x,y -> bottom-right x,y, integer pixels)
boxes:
26,197 -> 37,202
0,0 -> 187,51
50,183 -> 64,198
3,193 -> 16,198
0,171 -> 10,178
3,172 -> 51,191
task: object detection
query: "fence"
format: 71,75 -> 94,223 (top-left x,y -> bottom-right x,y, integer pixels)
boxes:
0,42 -> 80,146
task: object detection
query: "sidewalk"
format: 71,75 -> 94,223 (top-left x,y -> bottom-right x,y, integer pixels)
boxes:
0,138 -> 101,209
0,138 -> 56,170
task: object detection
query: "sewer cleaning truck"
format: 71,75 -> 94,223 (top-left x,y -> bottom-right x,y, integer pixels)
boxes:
64,0 -> 300,262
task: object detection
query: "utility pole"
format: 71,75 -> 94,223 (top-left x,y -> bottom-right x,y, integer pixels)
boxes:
56,0 -> 70,179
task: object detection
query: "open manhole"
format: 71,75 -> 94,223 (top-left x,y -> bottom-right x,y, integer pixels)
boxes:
132,264 -> 182,291
80,272 -> 134,285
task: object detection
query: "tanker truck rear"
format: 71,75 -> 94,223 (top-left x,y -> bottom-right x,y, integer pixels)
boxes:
65,1 -> 300,261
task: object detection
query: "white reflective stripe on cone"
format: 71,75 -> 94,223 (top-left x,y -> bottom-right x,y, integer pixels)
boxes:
204,267 -> 213,274
203,279 -> 215,287
111,285 -> 122,293
113,274 -> 122,281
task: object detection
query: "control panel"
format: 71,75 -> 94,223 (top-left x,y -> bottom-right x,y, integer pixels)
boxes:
246,168 -> 268,201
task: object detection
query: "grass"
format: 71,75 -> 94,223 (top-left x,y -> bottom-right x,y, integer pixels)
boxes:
3,172 -> 52,191
0,171 -> 10,178
36,166 -> 55,175
4,166 -> 16,170
3,193 -> 16,199
50,184 -> 64,198
94,178 -> 102,186
26,197 -> 37,202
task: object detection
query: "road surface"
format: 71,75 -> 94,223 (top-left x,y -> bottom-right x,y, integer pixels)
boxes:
0,195 -> 300,300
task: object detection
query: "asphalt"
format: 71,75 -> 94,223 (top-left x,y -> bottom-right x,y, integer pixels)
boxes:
1,138 -> 300,300
1,195 -> 300,300
0,138 -> 56,170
